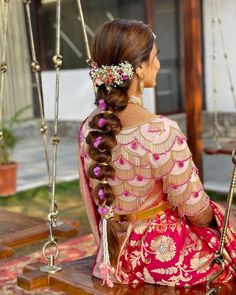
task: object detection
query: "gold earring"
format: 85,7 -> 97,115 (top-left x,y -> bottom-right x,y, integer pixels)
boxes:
139,80 -> 144,95
139,73 -> 144,95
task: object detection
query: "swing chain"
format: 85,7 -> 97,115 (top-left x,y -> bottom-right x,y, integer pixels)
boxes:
31,61 -> 40,72
206,150 -> 236,292
0,0 -> 10,138
76,0 -> 97,97
214,0 -> 236,108
22,0 -> 62,273
40,0 -> 63,273
0,62 -> 7,73
40,124 -> 48,135
211,0 -> 236,150
52,54 -> 63,68
206,251 -> 224,294
40,231 -> 62,274
75,0 -> 91,61
211,0 -> 221,149
22,0 -> 51,187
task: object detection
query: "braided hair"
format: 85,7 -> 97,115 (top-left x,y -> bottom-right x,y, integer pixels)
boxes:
86,19 -> 154,266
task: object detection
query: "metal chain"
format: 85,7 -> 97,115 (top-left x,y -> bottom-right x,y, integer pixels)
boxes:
211,0 -> 236,150
218,155 -> 236,254
50,0 -> 62,215
75,0 -> 91,62
75,0 -> 97,96
40,0 -> 63,274
214,0 -> 236,108
211,0 -> 221,149
22,0 -> 51,187
0,0 -> 10,140
206,150 -> 236,293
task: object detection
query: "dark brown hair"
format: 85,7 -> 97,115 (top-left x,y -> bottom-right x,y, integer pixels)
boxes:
86,19 -> 154,265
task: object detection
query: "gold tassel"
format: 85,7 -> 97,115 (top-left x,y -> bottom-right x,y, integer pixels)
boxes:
168,181 -> 203,206
178,192 -> 209,216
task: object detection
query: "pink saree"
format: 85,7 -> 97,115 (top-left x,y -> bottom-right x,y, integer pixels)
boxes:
78,113 -> 236,287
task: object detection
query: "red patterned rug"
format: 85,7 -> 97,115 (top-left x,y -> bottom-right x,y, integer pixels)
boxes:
0,234 -> 97,295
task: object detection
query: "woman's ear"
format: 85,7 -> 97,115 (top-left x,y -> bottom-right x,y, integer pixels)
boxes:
135,62 -> 145,79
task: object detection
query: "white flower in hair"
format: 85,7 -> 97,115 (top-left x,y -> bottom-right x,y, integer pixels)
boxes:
89,61 -> 134,87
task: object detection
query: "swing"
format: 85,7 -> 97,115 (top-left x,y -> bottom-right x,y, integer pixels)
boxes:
204,0 -> 236,155
17,1 -> 236,294
0,0 -> 77,259
0,208 -> 78,260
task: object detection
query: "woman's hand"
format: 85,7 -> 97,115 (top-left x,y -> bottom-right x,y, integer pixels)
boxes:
187,203 -> 213,227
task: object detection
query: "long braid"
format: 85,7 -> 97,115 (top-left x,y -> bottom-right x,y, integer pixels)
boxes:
84,19 -> 154,287
86,84 -> 130,266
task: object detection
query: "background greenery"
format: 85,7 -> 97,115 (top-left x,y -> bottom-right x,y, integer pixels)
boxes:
0,180 -> 90,260
0,180 -> 90,235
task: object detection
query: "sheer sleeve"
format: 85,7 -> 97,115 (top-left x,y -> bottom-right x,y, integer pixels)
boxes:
150,118 -> 210,217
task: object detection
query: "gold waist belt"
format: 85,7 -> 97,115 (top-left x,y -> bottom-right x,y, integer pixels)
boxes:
113,201 -> 172,222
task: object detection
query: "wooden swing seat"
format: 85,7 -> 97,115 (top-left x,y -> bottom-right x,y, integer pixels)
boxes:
0,208 -> 78,259
204,140 -> 236,155
17,255 -> 236,295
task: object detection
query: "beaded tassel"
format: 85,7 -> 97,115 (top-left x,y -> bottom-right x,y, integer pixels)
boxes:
99,218 -> 115,287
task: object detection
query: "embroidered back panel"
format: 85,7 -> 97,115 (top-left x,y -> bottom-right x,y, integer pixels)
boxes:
79,115 -> 209,216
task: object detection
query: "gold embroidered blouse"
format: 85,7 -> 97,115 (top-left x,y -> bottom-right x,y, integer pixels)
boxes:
79,114 -> 209,217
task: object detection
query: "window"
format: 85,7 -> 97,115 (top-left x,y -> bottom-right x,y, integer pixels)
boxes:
40,0 -> 184,114
41,0 -> 145,70
153,0 -> 185,113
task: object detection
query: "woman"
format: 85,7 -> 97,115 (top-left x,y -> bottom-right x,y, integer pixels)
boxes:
78,19 -> 236,287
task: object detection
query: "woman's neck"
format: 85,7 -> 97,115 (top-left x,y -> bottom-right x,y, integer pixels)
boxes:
127,75 -> 142,98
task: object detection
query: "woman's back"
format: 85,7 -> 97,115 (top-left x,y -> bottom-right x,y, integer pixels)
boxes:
80,109 -> 207,216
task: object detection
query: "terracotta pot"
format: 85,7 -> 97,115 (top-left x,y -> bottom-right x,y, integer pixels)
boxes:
0,162 -> 18,196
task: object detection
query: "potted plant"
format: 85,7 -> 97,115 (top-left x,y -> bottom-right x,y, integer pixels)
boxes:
0,106 -> 30,196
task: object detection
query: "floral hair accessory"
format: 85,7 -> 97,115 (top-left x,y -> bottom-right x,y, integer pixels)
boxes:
97,202 -> 115,288
99,263 -> 115,288
93,166 -> 101,177
98,204 -> 114,219
98,205 -> 109,216
98,118 -> 107,128
98,188 -> 106,200
98,99 -> 106,110
89,61 -> 134,87
93,136 -> 102,148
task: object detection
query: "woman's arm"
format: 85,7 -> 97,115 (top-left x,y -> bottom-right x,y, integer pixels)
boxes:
187,203 -> 213,227
150,118 -> 213,226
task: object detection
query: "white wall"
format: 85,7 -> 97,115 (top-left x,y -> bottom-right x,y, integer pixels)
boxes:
203,0 -> 236,112
42,69 -> 155,121
42,69 -> 95,121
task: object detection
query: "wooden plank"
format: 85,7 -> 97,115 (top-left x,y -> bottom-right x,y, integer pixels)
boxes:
0,245 -> 13,259
183,0 -> 204,180
23,262 -> 44,273
17,270 -> 49,290
17,256 -> 236,294
0,209 -> 78,259
204,141 -> 236,155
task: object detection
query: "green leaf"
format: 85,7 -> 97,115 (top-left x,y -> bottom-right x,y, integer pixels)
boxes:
0,105 -> 31,164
